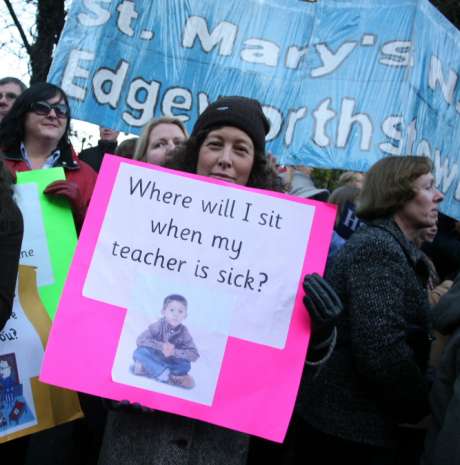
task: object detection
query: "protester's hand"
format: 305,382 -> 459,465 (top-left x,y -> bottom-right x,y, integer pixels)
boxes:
303,273 -> 342,334
106,399 -> 155,415
429,279 -> 453,306
162,342 -> 175,357
44,180 -> 85,229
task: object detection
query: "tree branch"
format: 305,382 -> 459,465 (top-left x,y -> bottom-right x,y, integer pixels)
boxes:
3,0 -> 32,55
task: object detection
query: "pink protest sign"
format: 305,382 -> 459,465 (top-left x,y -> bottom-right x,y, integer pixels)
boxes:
40,155 -> 336,442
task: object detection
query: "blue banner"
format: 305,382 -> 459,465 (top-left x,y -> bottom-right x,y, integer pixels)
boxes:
48,0 -> 460,219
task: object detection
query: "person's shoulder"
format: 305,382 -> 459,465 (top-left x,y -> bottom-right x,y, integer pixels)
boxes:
77,158 -> 97,176
337,223 -> 407,267
79,146 -> 98,158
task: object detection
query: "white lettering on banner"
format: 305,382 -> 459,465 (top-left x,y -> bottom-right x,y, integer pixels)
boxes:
182,16 -> 237,56
379,41 -> 412,66
343,209 -> 360,230
162,88 -> 193,123
198,92 -> 211,116
406,118 -> 417,154
181,18 -> 412,74
336,98 -> 373,151
379,116 -> 404,155
434,149 -> 458,193
262,106 -> 283,141
59,46 -> 459,165
117,0 -> 138,37
240,39 -> 279,67
123,78 -> 161,126
285,45 -> 309,70
285,107 -> 308,146
313,98 -> 336,147
78,0 -> 111,27
311,42 -> 358,77
93,60 -> 129,108
429,55 -> 458,107
416,139 -> 431,157
61,49 -> 95,100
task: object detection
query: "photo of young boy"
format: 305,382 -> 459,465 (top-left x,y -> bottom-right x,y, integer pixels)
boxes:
132,294 -> 199,389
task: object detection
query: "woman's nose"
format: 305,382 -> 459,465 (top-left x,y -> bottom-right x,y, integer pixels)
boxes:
434,189 -> 444,203
217,145 -> 232,168
47,108 -> 58,119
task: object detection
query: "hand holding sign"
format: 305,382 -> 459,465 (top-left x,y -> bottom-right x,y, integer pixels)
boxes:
44,180 -> 86,230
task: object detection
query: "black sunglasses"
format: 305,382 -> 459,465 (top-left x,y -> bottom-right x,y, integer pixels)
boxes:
30,100 -> 69,118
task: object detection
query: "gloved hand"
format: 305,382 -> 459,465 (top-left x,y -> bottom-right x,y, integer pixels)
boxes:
44,180 -> 86,231
104,399 -> 155,415
303,273 -> 343,356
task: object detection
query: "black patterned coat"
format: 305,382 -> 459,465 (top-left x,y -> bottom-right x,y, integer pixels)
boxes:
296,218 -> 432,448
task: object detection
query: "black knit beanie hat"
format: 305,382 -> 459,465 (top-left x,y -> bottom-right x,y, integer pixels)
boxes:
191,96 -> 270,152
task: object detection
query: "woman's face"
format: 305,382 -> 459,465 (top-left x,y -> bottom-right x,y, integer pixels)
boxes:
24,94 -> 68,146
197,126 -> 255,186
145,123 -> 186,165
399,173 -> 443,230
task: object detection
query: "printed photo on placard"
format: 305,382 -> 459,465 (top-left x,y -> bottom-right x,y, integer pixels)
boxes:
112,275 -> 232,405
0,353 -> 36,435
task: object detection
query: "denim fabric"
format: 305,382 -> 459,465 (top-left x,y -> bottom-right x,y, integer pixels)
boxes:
133,347 -> 191,377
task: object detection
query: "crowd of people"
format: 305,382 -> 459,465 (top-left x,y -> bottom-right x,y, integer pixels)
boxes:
0,75 -> 460,465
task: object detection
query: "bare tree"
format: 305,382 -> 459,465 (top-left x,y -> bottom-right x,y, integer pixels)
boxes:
29,0 -> 66,83
431,0 -> 460,29
2,0 -> 66,83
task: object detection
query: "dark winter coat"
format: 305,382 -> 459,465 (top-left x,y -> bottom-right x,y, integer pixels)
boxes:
422,273 -> 460,465
79,139 -> 117,172
0,163 -> 23,330
296,218 -> 432,448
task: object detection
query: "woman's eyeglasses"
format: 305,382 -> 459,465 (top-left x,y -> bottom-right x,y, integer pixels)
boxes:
30,101 -> 69,118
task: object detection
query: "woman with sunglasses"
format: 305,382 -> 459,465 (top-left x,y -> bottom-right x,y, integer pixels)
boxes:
0,83 -> 101,462
0,82 -> 97,231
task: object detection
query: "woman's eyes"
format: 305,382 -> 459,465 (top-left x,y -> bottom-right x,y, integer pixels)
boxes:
235,145 -> 249,154
207,140 -> 249,154
152,141 -> 167,149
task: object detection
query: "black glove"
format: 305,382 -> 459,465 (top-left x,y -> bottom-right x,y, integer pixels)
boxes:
104,399 -> 155,415
303,273 -> 342,330
303,273 -> 343,356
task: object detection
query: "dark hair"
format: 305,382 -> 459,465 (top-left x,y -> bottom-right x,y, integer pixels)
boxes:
0,82 -> 71,153
0,77 -> 27,93
0,159 -> 14,205
328,185 -> 361,226
165,126 -> 284,191
357,156 -> 433,221
115,137 -> 138,159
163,294 -> 187,308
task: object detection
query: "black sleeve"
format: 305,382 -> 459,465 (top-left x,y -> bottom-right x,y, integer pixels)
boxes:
0,199 -> 24,330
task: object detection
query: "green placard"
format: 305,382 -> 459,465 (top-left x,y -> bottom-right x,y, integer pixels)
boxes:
17,168 -> 77,319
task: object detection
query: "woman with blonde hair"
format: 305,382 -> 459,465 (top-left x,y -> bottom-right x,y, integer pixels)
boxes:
133,117 -> 187,165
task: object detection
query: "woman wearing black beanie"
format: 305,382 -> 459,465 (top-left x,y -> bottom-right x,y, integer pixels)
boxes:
98,96 -> 341,465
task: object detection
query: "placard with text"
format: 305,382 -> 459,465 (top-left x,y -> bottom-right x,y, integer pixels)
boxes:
40,155 -> 336,441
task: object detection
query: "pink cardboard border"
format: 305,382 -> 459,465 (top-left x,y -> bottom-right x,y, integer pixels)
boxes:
40,155 -> 336,442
